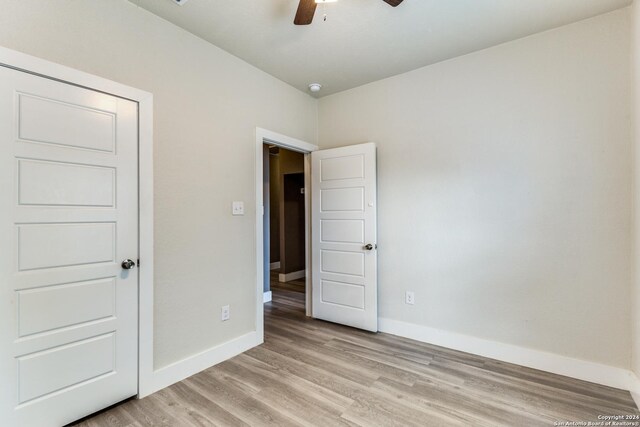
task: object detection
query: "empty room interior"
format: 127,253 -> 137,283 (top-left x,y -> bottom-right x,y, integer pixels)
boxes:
2,0 -> 640,426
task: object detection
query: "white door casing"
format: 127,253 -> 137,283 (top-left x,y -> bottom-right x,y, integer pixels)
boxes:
311,143 -> 378,332
0,66 -> 139,427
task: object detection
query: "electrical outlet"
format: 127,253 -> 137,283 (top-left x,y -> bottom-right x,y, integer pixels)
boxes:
405,291 -> 415,305
221,305 -> 230,321
232,201 -> 244,216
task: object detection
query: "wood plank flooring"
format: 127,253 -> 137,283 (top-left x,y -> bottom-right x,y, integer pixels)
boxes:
72,272 -> 639,426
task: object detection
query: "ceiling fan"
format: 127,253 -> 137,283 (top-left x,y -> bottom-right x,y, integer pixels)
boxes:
294,0 -> 404,25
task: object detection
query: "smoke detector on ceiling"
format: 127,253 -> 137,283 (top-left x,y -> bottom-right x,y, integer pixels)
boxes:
308,83 -> 322,93
171,0 -> 189,5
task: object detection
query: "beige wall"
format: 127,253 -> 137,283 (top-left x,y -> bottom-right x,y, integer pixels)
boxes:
319,9 -> 632,368
0,0 -> 317,369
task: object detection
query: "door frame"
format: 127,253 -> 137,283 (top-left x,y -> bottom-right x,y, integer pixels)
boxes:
0,46 -> 156,397
255,128 -> 318,337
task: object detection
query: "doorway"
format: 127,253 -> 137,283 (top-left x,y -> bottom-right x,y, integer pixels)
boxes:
264,145 -> 307,309
254,128 -> 317,339
255,129 -> 379,339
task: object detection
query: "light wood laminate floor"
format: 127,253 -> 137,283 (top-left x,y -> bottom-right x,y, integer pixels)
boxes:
72,271 -> 638,426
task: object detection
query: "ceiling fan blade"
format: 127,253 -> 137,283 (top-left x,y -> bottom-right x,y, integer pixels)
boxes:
383,0 -> 404,6
294,0 -> 317,25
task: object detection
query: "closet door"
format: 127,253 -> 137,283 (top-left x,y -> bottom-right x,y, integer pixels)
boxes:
0,65 -> 139,427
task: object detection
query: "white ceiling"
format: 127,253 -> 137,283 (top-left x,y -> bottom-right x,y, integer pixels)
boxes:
128,0 -> 631,97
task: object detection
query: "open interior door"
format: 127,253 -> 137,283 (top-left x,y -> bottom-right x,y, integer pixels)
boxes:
311,143 -> 377,332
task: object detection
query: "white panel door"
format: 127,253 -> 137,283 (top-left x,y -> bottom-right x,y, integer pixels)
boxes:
311,143 -> 377,332
0,66 -> 139,427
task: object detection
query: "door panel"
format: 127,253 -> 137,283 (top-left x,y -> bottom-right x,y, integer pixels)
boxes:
320,219 -> 364,244
321,250 -> 365,276
17,278 -> 116,337
17,333 -> 115,404
0,66 -> 138,427
17,158 -> 116,207
320,187 -> 364,211
17,92 -> 116,152
321,280 -> 366,309
311,143 -> 377,332
319,154 -> 364,181
17,222 -> 116,271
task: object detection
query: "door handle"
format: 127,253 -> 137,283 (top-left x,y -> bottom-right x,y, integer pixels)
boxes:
364,244 -> 376,251
121,259 -> 136,270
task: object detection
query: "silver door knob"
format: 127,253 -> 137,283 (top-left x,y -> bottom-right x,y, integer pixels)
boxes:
364,244 -> 375,251
121,259 -> 136,270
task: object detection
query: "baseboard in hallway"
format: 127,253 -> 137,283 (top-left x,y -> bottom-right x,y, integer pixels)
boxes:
278,269 -> 305,282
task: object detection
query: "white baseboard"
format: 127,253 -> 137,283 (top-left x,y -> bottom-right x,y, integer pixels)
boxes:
279,270 -> 305,282
137,317 -> 639,400
379,318 -> 635,392
629,373 -> 640,408
139,331 -> 259,398
270,262 -> 280,270
263,291 -> 272,303
632,391 -> 640,410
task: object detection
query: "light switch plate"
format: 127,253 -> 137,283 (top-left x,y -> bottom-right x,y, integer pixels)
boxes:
232,201 -> 244,216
